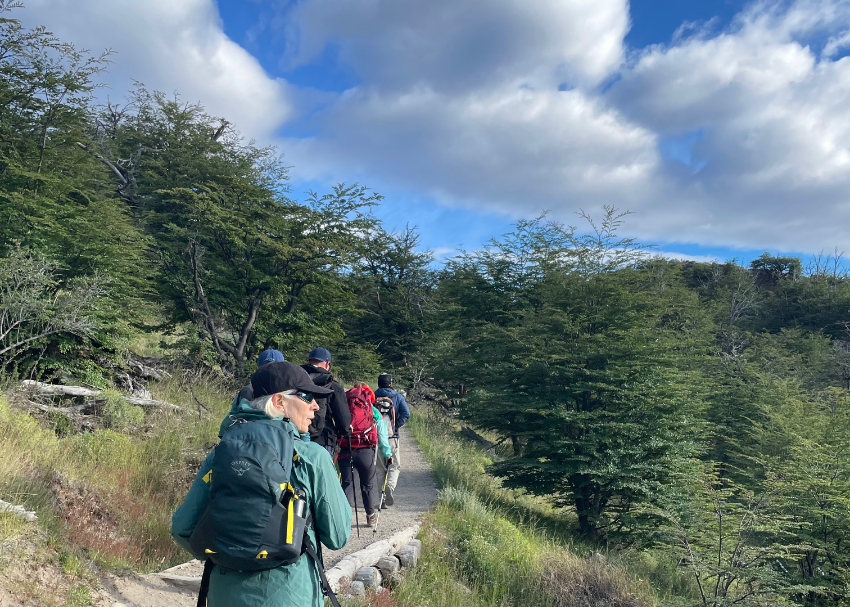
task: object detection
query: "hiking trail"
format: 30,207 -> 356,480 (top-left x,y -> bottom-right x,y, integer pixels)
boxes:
93,425 -> 437,607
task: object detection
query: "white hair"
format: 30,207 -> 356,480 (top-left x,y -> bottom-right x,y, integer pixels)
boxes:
250,394 -> 285,419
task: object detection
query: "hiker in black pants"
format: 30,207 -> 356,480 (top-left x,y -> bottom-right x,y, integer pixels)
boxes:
302,347 -> 352,459
338,385 -> 392,527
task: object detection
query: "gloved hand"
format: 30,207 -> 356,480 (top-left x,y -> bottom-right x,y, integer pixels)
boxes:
386,457 -> 394,467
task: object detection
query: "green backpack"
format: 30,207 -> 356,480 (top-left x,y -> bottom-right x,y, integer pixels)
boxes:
188,417 -> 307,571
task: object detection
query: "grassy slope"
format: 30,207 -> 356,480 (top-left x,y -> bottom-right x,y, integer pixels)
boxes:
383,406 -> 699,607
0,375 -> 234,605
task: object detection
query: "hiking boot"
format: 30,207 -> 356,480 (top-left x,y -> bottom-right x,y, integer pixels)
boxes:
367,512 -> 378,527
384,485 -> 394,507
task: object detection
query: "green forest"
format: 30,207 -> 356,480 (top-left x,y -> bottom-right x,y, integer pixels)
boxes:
2,3 -> 850,605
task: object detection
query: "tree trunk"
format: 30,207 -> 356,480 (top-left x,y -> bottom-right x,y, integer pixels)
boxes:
575,484 -> 601,542
510,434 -> 525,456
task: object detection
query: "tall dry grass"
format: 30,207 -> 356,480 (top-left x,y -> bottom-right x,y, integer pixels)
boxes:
0,372 -> 235,572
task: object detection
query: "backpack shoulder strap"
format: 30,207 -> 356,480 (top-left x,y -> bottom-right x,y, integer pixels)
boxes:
196,558 -> 214,607
306,508 -> 341,607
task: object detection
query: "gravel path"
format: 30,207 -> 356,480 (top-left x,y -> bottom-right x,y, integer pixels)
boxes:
324,425 -> 436,565
96,424 -> 436,607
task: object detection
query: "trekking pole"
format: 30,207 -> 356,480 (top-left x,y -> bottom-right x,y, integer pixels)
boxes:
349,442 -> 360,539
334,445 -> 342,482
373,464 -> 390,534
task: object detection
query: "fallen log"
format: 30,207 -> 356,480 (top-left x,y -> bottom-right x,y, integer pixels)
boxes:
324,524 -> 420,592
126,355 -> 172,381
148,573 -> 201,592
0,499 -> 37,522
148,525 -> 422,594
20,381 -> 189,414
27,400 -> 93,415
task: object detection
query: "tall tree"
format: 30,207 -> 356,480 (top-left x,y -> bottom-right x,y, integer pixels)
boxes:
443,210 -> 701,541
0,1 -> 153,374
350,225 -> 437,367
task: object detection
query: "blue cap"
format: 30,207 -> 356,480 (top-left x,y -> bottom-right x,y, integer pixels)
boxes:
258,349 -> 285,366
307,347 -> 331,362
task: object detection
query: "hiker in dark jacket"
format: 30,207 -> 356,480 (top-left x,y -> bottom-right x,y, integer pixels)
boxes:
374,374 -> 409,502
302,347 -> 351,457
221,349 -> 285,438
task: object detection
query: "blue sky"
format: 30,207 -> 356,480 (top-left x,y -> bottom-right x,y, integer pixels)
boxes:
214,0 -> 787,264
21,0 -> 850,266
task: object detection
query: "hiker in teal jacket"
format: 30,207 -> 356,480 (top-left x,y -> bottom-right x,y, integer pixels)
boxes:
172,362 -> 352,607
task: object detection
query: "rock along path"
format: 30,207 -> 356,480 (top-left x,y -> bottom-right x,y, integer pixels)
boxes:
95,425 -> 437,607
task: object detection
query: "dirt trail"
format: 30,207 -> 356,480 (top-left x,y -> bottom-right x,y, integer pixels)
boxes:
95,425 -> 436,607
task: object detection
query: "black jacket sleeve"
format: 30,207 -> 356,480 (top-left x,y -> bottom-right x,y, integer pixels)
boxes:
328,381 -> 352,436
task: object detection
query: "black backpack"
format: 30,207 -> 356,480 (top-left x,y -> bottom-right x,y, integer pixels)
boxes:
375,396 -> 396,436
188,418 -> 307,571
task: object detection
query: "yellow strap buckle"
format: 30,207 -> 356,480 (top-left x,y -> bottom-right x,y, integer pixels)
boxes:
286,495 -> 298,544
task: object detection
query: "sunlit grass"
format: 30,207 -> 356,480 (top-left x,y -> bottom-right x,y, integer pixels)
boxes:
0,372 -> 234,574
401,405 -> 695,607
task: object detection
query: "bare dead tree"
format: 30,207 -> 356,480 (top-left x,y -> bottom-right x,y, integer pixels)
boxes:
76,141 -> 141,205
186,240 -> 262,376
807,248 -> 848,280
720,266 -> 758,358
0,248 -> 104,358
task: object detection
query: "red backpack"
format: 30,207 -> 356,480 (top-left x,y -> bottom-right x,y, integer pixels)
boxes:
339,387 -> 377,449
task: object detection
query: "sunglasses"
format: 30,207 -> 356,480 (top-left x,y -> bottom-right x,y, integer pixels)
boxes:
285,390 -> 314,403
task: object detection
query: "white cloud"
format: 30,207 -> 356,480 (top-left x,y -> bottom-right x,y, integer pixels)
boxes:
281,0 -> 629,92
277,0 -> 659,233
284,85 -> 659,218
19,0 -> 292,140
20,0 -> 850,255
282,0 -> 850,254
432,247 -> 457,259
610,0 -> 850,251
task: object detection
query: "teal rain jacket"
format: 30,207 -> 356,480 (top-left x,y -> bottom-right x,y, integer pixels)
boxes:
372,406 -> 392,460
172,400 -> 352,607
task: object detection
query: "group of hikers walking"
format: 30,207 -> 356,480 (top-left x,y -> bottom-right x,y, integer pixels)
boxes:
172,347 -> 410,607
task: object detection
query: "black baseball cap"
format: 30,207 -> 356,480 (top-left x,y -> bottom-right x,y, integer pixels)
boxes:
252,362 -> 334,398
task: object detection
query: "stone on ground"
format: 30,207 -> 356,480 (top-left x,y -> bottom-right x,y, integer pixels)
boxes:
353,566 -> 382,589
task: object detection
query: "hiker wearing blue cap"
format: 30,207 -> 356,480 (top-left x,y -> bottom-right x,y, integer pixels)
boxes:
235,350 -> 285,403
257,349 -> 285,366
302,347 -> 351,457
